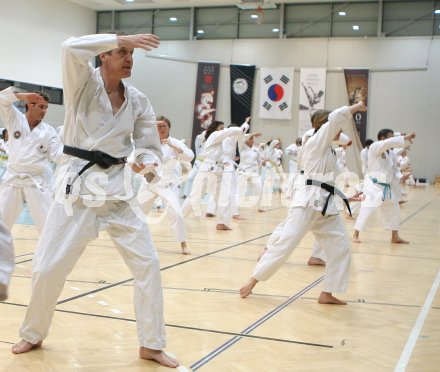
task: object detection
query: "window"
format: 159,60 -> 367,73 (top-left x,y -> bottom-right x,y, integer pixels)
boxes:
285,4 -> 332,38
238,8 -> 281,39
383,1 -> 435,36
332,2 -> 378,37
115,10 -> 153,34
195,7 -> 238,39
153,8 -> 191,40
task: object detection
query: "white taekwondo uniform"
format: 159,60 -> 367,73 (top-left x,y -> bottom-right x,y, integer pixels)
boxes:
284,143 -> 300,198
141,136 -> 193,243
183,130 -> 205,197
0,87 -> 63,231
182,123 -> 248,219
251,106 -> 353,294
236,135 -> 263,210
18,34 -> 167,350
0,88 -> 63,290
354,135 -> 409,233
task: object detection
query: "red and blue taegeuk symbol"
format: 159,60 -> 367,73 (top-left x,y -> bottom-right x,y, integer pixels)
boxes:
267,84 -> 284,102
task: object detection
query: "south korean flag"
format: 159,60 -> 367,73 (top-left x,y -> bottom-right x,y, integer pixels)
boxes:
259,67 -> 294,120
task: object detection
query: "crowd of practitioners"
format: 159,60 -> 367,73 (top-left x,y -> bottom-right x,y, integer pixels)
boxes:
0,32 -> 417,368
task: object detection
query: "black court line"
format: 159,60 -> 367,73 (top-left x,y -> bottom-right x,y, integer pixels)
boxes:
400,202 -> 431,225
56,232 -> 272,305
190,276 -> 325,370
15,258 -> 33,265
0,301 -> 331,348
15,252 -> 34,258
0,340 -> 15,345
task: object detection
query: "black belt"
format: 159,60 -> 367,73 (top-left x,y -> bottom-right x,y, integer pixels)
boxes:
306,179 -> 351,217
63,145 -> 127,194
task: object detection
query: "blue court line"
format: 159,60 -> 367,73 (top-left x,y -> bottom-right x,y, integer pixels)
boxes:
190,276 -> 325,371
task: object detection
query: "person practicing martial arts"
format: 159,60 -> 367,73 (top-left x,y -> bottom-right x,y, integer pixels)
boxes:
182,120 -> 249,230
11,33 -> 179,368
284,137 -> 302,198
0,88 -> 63,230
352,129 -> 416,244
240,101 -> 367,305
141,116 -> 194,254
360,139 -> 374,176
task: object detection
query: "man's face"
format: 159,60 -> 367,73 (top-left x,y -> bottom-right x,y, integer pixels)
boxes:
103,47 -> 134,79
157,120 -> 170,139
27,101 -> 48,122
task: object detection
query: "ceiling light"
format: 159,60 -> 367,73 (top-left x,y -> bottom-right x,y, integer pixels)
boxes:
435,9 -> 440,14
125,0 -> 135,2
272,28 -> 279,32
339,11 -> 346,16
251,14 -> 259,19
169,17 -> 177,22
353,25 -> 359,31
197,29 -> 204,34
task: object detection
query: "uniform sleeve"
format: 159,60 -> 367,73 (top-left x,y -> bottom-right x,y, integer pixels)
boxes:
61,34 -> 118,105
169,138 -> 194,162
312,106 -> 353,154
369,136 -> 405,158
46,126 -> 65,164
0,87 -> 22,131
132,94 -> 162,165
205,127 -> 244,149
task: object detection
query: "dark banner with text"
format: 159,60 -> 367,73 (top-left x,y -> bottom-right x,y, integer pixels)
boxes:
230,64 -> 255,127
191,62 -> 220,151
344,69 -> 369,145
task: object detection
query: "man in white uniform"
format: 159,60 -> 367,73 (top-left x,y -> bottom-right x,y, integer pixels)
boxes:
240,102 -> 367,305
352,129 -> 416,244
0,89 -> 63,230
284,137 -> 302,198
141,116 -> 193,254
360,139 -> 374,176
0,89 -> 63,295
11,33 -> 179,368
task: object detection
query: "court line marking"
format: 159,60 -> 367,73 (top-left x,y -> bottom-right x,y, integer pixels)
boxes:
394,269 -> 440,372
400,202 -> 431,225
56,232 -> 272,305
190,276 -> 325,371
0,301 -> 331,348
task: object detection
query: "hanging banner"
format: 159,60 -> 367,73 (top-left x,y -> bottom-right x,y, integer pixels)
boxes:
258,67 -> 294,120
298,68 -> 326,138
191,62 -> 220,150
344,69 -> 369,144
230,64 -> 256,127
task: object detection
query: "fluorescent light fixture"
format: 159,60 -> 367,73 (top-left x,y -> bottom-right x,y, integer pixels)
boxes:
169,17 -> 177,22
353,25 -> 359,30
197,29 -> 204,34
251,14 -> 259,19
435,9 -> 440,14
272,28 -> 279,32
339,11 -> 346,16
126,0 -> 135,2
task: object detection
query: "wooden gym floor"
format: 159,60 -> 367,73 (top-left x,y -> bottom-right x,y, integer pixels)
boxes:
0,186 -> 439,371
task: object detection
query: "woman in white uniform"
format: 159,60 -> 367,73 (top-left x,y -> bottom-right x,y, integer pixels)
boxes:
240,102 -> 367,305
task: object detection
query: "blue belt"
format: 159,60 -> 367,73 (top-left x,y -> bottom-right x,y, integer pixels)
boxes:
370,177 -> 391,200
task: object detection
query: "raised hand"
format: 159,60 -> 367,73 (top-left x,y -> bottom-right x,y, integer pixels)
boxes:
117,34 -> 160,51
15,92 -> 46,105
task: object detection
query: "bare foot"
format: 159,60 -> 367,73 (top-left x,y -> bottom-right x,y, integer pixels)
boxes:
391,238 -> 410,244
307,257 -> 326,266
216,224 -> 232,231
139,347 -> 179,368
399,200 -> 408,205
11,340 -> 42,354
258,208 -> 266,213
318,292 -> 347,305
352,235 -> 361,243
0,283 -> 8,302
232,215 -> 245,220
239,278 -> 258,298
205,213 -> 216,218
181,242 -> 190,255
258,247 -> 268,261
